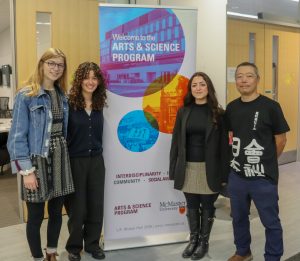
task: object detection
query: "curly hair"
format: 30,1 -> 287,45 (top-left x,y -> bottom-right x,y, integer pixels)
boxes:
69,62 -> 107,110
184,72 -> 223,126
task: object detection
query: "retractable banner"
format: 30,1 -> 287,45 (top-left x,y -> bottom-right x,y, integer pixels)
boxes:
99,4 -> 197,250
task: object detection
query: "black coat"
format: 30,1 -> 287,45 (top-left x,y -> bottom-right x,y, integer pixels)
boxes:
169,105 -> 229,192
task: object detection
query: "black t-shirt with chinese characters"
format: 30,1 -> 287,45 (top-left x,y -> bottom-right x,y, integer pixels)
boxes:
225,95 -> 290,183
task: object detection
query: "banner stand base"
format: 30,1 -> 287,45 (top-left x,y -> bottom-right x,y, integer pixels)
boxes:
104,232 -> 188,251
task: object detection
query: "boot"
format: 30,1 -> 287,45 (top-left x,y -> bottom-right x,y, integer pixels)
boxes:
191,209 -> 215,260
45,252 -> 58,261
182,208 -> 200,258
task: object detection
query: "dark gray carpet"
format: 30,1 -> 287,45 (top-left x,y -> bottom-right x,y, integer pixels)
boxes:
285,253 -> 300,261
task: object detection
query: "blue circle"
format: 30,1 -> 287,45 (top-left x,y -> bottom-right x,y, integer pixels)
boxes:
117,110 -> 159,152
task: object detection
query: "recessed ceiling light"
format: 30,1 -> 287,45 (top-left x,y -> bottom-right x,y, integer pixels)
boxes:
227,11 -> 258,19
36,22 -> 51,25
290,0 -> 299,2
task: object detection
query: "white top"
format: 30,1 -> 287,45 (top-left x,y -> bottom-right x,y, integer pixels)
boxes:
0,118 -> 12,133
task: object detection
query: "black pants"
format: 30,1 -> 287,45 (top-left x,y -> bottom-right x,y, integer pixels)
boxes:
184,192 -> 218,211
65,155 -> 105,254
0,132 -> 8,146
26,196 -> 64,258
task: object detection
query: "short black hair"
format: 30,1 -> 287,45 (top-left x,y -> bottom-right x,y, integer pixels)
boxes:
235,62 -> 260,78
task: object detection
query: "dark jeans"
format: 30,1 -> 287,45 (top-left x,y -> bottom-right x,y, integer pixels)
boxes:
26,196 -> 64,258
227,171 -> 283,261
184,192 -> 218,211
65,155 -> 105,254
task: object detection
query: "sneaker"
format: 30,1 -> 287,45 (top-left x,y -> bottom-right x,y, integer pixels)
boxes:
86,249 -> 105,260
228,252 -> 253,261
68,252 -> 81,261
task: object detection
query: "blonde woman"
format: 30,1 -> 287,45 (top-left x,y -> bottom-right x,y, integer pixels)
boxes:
7,48 -> 74,261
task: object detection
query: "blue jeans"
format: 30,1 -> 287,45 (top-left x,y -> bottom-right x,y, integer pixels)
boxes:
227,171 -> 283,261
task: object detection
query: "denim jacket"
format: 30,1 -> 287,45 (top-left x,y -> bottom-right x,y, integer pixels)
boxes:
7,86 -> 69,174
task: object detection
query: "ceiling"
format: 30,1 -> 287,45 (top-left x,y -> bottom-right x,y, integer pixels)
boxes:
0,0 -> 299,33
227,0 -> 300,23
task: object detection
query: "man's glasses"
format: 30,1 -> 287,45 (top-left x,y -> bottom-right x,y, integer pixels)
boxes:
235,73 -> 257,81
44,61 -> 65,71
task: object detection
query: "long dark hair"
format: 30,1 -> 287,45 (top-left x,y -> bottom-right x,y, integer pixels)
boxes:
184,72 -> 223,125
69,62 -> 107,110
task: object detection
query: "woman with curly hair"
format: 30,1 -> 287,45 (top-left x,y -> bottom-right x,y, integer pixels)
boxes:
169,72 -> 229,260
65,62 -> 107,261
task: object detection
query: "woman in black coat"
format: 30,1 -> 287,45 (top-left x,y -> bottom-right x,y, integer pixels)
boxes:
169,72 -> 229,260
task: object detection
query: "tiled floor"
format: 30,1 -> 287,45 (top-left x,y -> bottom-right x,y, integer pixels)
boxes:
0,162 -> 299,261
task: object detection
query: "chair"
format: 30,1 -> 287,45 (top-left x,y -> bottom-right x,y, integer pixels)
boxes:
0,97 -> 12,118
0,133 -> 10,175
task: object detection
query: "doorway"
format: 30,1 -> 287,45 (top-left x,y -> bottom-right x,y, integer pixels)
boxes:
227,18 -> 300,163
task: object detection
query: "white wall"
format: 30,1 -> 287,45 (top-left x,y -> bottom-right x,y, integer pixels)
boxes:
0,26 -> 13,109
160,0 -> 227,107
0,28 -> 11,65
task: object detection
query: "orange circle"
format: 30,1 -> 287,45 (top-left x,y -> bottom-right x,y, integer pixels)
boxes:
143,74 -> 189,134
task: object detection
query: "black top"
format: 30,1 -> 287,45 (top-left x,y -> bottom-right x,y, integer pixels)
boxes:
186,103 -> 208,162
67,107 -> 104,158
225,95 -> 290,183
169,105 -> 230,191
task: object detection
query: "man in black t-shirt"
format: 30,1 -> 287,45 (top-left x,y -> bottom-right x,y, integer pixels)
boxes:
225,62 -> 290,261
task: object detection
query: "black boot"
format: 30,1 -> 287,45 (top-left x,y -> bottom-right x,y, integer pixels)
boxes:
182,208 -> 200,258
191,209 -> 215,260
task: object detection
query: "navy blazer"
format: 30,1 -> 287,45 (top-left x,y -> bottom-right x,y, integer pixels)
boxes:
169,105 -> 229,192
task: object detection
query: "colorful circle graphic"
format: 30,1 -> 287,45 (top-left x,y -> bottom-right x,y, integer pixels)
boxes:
143,75 -> 189,134
100,8 -> 186,97
117,110 -> 159,152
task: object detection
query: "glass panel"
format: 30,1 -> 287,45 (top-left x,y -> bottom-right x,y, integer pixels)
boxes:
272,35 -> 279,101
36,12 -> 51,60
249,32 -> 255,63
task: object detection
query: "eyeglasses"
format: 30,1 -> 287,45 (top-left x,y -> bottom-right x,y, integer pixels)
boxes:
44,61 -> 65,71
235,73 -> 257,81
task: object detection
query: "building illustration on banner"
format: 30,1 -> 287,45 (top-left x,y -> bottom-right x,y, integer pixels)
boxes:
143,74 -> 188,134
117,110 -> 159,152
100,7 -> 187,152
100,8 -> 185,98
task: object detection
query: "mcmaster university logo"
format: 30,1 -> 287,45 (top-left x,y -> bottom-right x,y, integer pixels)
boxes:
159,201 -> 186,214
